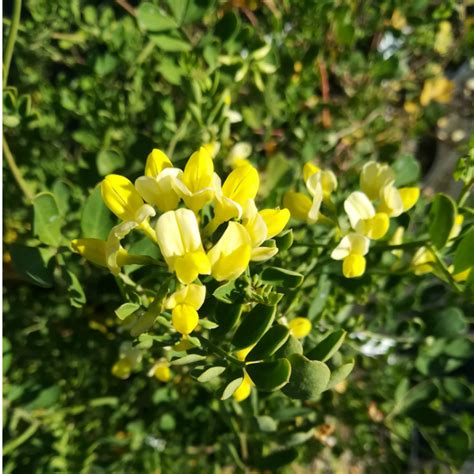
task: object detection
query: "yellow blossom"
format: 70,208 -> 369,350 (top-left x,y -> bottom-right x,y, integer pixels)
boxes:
420,76 -> 454,106
233,373 -> 253,402
411,247 -> 435,275
331,233 -> 370,278
288,317 -> 312,338
135,149 -> 182,212
174,147 -> 216,213
207,222 -> 252,281
155,209 -> 211,284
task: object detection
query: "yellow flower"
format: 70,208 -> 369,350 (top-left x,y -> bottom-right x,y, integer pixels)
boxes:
411,247 -> 435,275
135,149 -> 182,212
234,344 -> 256,361
208,165 -> 260,233
344,192 -> 390,240
283,186 -> 321,223
233,372 -> 253,402
283,191 -> 313,221
331,233 -> 370,278
398,187 -> 420,212
242,201 -> 290,262
434,21 -> 453,56
207,222 -> 252,281
155,209 -> 211,284
202,141 -> 221,159
449,214 -> 464,241
71,238 -> 152,274
111,359 -> 132,380
420,76 -> 454,106
166,284 -> 206,335
453,267 -> 471,282
360,162 -> 395,201
288,317 -> 312,338
389,226 -> 405,258
304,163 -> 337,201
151,361 -> 172,382
101,174 -> 147,222
227,142 -> 252,169
391,9 -> 407,30
101,174 -> 157,243
174,147 -> 216,213
259,208 -> 291,239
377,185 -> 405,217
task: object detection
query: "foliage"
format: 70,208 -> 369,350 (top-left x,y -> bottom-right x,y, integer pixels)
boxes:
4,0 -> 474,472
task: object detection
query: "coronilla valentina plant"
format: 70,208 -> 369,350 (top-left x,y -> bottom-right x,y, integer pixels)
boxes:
69,145 -> 473,407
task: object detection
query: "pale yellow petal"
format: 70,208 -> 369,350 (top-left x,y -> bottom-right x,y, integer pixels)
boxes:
283,192 -> 312,221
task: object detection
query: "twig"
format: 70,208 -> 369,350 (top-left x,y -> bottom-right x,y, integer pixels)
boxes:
115,0 -> 136,16
318,59 -> 332,128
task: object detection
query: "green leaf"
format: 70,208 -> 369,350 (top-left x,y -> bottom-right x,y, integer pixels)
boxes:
246,325 -> 290,361
231,304 -> 276,350
428,193 -> 456,249
282,354 -> 331,400
256,448 -> 298,470
170,354 -> 206,366
442,378 -> 472,399
166,0 -> 210,25
197,366 -> 226,383
213,280 -> 240,304
9,245 -> 54,288
150,34 -> 191,52
274,229 -> 294,251
394,381 -> 438,416
246,359 -> 291,391
274,335 -> 303,358
33,192 -> 62,246
65,270 -> 86,308
260,267 -> 304,289
393,154 -> 421,186
220,377 -> 243,400
115,303 -> 140,321
96,149 -> 125,176
253,415 -> 277,432
423,307 -> 467,337
213,302 -> 242,333
308,274 -> 331,320
52,179 -> 71,215
137,3 -> 178,32
453,228 -> 474,274
306,329 -> 346,362
81,186 -> 114,240
326,359 -> 355,390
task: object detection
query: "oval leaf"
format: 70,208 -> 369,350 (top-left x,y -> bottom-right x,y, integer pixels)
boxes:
247,325 -> 290,361
260,267 -> 304,289
326,359 -> 355,390
282,354 -> 331,400
306,329 -> 346,362
274,335 -> 303,358
231,304 -> 276,350
81,186 -> 114,240
428,193 -> 456,250
33,192 -> 62,246
453,228 -> 474,274
220,376 -> 243,400
246,359 -> 291,391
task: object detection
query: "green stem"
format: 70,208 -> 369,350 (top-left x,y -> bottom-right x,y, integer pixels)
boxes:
3,133 -> 33,201
457,179 -> 472,207
167,113 -> 191,157
197,335 -> 245,367
3,0 -> 22,87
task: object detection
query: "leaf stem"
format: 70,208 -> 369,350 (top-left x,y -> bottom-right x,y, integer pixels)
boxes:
3,133 -> 33,201
3,0 -> 22,87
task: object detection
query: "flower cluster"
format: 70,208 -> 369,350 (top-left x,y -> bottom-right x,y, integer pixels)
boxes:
332,161 -> 420,278
72,147 -> 290,336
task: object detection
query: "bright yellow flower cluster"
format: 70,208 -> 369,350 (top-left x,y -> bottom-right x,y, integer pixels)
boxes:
330,161 -> 420,278
72,147 -> 290,337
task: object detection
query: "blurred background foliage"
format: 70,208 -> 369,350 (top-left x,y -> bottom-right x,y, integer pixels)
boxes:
3,0 -> 474,472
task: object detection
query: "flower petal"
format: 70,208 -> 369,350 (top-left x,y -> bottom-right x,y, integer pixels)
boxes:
101,174 -> 144,221
145,149 -> 173,177
344,191 -> 375,229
